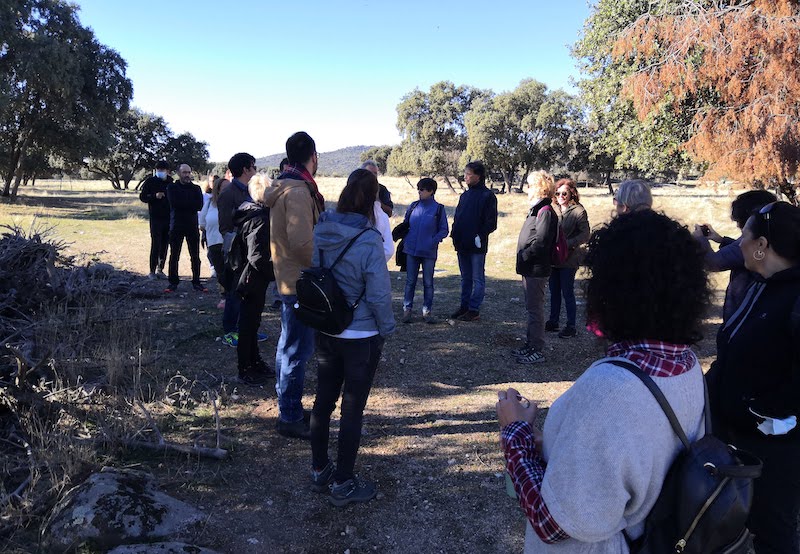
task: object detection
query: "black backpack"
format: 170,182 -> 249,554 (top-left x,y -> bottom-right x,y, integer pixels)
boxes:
612,360 -> 762,554
294,229 -> 371,335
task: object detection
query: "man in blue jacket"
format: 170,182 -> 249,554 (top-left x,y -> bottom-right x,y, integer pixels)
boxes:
449,161 -> 498,321
165,164 -> 205,292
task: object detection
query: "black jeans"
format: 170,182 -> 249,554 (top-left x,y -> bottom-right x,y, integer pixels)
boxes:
728,430 -> 800,554
149,218 -> 170,273
311,334 -> 384,483
237,273 -> 268,371
207,243 -> 225,291
167,226 -> 201,287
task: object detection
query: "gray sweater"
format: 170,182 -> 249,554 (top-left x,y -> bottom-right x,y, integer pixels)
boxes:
312,211 -> 396,338
524,357 -> 705,553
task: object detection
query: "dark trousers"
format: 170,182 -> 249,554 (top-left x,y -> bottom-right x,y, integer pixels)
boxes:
149,218 -> 170,274
728,431 -> 800,554
523,276 -> 547,351
167,226 -> 201,287
548,267 -> 578,327
237,274 -> 268,371
311,334 -> 384,483
207,244 -> 225,291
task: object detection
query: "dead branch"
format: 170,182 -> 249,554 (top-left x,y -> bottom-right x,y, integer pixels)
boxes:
76,436 -> 228,460
135,400 -> 164,445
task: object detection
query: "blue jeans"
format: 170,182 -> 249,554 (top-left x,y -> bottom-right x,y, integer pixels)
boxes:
548,267 -> 578,327
221,232 -> 241,334
457,252 -> 486,311
403,255 -> 435,312
275,294 -> 316,423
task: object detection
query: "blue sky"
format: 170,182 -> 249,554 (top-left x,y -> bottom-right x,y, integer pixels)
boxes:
73,0 -> 592,161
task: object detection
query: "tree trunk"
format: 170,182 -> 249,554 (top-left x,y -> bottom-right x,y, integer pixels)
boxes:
135,177 -> 147,190
441,174 -> 458,194
605,171 -> 613,195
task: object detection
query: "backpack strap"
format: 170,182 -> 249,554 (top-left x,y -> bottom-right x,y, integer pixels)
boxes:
610,359 -> 692,450
320,228 -> 372,269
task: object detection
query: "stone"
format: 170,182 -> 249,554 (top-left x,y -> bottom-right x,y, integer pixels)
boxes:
41,467 -> 204,551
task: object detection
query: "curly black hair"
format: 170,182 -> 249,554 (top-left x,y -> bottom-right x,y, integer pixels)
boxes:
584,210 -> 710,344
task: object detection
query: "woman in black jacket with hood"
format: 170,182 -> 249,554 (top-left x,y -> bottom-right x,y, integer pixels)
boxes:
513,171 -> 557,365
707,201 -> 800,553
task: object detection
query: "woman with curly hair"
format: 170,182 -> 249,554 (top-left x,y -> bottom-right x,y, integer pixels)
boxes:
498,210 -> 708,552
545,179 -> 590,338
707,201 -> 800,553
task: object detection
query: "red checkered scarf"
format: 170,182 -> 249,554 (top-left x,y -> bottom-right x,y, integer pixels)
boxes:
279,164 -> 325,213
606,340 -> 697,377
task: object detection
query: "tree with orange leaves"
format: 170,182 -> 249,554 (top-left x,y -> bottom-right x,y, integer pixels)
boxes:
613,0 -> 800,200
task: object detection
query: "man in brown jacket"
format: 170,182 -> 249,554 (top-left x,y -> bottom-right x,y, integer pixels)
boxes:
265,131 -> 324,439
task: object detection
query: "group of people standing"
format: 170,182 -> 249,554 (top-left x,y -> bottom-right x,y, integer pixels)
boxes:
139,138 -> 799,550
499,183 -> 800,553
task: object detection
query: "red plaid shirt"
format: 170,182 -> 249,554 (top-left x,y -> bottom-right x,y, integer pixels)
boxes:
606,340 -> 696,377
501,340 -> 695,544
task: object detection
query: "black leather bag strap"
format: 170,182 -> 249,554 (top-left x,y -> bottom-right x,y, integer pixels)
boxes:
610,359 -> 692,450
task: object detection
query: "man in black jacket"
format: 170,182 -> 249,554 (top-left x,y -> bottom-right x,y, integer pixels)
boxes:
139,160 -> 172,279
449,161 -> 498,321
165,164 -> 205,292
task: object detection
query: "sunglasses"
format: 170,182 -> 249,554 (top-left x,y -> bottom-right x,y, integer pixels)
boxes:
555,191 -> 570,197
759,201 -> 777,244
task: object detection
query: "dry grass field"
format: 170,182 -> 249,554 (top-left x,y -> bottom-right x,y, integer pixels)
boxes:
0,177 -> 747,553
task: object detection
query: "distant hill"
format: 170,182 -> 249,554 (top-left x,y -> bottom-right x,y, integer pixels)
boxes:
255,145 -> 375,177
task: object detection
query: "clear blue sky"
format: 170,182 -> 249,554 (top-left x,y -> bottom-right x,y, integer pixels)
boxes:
73,0 -> 592,162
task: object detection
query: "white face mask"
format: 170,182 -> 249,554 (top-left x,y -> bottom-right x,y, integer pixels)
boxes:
156,171 -> 167,179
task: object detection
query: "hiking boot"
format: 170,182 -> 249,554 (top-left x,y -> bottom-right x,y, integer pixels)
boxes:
329,477 -> 377,507
257,332 -> 268,342
558,326 -> 577,338
192,282 -> 208,293
516,349 -> 545,364
511,344 -> 532,357
238,367 -> 268,386
311,461 -> 336,493
457,310 -> 480,322
276,418 -> 311,440
155,270 -> 167,279
545,320 -> 559,332
402,309 -> 413,324
253,358 -> 275,378
147,272 -> 157,280
450,306 -> 468,320
422,310 -> 435,324
222,332 -> 239,347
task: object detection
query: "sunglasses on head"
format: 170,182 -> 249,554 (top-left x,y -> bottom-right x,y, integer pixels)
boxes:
759,201 -> 777,244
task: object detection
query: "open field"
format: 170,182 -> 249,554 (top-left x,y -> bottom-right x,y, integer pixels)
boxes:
0,178 -> 745,553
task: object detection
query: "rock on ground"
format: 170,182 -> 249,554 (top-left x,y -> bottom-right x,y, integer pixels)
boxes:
41,467 -> 204,552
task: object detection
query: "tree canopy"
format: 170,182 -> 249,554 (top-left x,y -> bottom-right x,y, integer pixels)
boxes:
571,0 -> 693,180
0,0 -> 132,199
393,81 -> 489,190
613,0 -> 800,197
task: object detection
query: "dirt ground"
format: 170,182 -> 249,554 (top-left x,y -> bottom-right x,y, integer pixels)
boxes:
0,178 -> 739,553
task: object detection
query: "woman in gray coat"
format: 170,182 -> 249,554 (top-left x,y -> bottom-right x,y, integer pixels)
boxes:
309,169 -> 396,508
546,179 -> 590,338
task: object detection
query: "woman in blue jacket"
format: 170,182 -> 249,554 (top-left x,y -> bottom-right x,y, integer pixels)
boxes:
309,169 -> 396,507
402,178 -> 449,324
